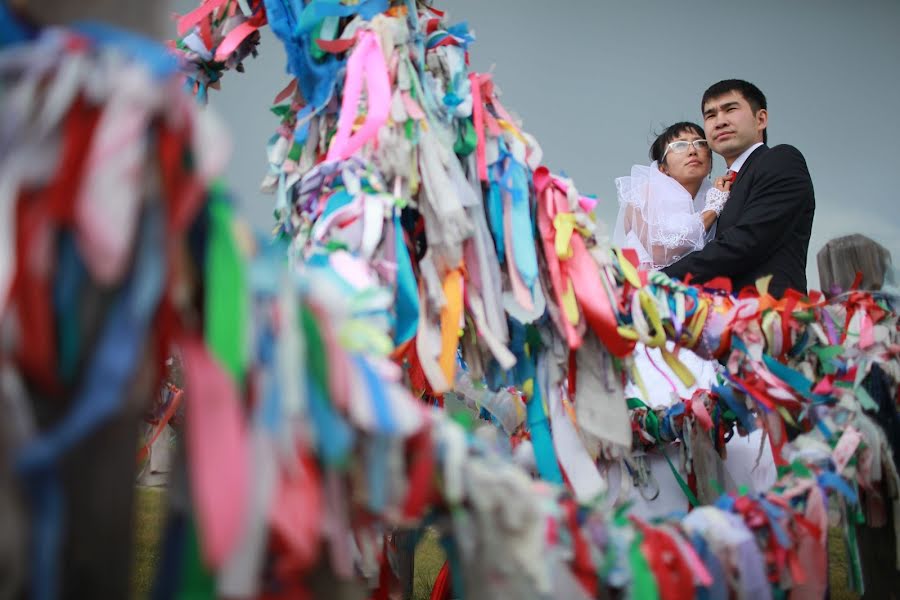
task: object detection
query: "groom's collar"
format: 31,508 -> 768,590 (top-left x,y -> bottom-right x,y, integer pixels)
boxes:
727,142 -> 765,173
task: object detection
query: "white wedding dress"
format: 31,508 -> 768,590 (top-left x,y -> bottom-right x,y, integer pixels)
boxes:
608,163 -> 777,520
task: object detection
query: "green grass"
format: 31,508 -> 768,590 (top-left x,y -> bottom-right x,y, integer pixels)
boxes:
133,487 -> 857,599
133,487 -> 166,599
413,530 -> 445,600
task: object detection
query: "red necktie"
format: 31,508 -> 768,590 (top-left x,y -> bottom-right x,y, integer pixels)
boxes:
725,169 -> 737,183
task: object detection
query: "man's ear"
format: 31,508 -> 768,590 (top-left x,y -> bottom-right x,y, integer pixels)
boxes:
658,162 -> 668,175
756,108 -> 768,135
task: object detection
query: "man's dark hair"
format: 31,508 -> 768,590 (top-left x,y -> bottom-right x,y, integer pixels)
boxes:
649,121 -> 706,164
701,79 -> 768,144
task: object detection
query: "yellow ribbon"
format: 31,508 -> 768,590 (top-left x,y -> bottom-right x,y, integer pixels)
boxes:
639,290 -> 666,348
660,347 -> 697,388
615,247 -> 643,289
553,213 -> 577,260
684,299 -> 708,349
560,278 -> 581,326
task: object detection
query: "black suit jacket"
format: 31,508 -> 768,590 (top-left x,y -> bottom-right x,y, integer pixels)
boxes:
662,144 -> 815,297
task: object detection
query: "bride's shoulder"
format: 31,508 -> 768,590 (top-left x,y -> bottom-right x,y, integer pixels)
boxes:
615,164 -> 653,204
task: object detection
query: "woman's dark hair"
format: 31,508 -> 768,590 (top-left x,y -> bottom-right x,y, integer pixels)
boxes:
649,121 -> 706,164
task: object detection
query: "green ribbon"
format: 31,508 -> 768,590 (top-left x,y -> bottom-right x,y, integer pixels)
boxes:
205,188 -> 248,386
453,118 -> 477,156
626,397 -> 700,507
300,305 -> 329,396
626,397 -> 660,442
628,532 -> 660,600
660,446 -> 700,508
845,508 -> 865,594
178,518 -> 216,600
810,345 -> 843,375
853,385 -> 879,412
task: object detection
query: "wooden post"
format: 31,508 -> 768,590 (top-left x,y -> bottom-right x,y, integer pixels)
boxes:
817,233 -> 893,296
818,234 -> 900,598
12,0 -> 170,39
0,4 -> 172,598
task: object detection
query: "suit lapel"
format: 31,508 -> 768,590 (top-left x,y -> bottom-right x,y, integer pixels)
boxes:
716,144 -> 768,231
732,144 -> 767,188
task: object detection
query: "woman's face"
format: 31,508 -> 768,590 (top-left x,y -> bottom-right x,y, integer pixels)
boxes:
658,130 -> 712,187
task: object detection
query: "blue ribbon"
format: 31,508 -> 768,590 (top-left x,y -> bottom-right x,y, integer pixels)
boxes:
758,497 -> 792,548
692,534 -> 728,600
305,375 -> 354,467
713,383 -> 756,433
0,1 -> 36,46
300,0 -> 389,25
818,471 -> 858,504
366,435 -> 390,512
263,0 -> 340,111
150,513 -> 188,600
71,21 -> 178,79
353,354 -> 395,434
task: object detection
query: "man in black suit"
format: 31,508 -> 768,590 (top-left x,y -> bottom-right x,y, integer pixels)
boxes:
662,80 -> 815,297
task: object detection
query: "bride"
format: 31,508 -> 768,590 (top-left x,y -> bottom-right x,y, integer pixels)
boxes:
610,122 -> 776,518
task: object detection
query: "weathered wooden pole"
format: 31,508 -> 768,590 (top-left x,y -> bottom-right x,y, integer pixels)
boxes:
818,234 -> 900,598
817,233 -> 893,296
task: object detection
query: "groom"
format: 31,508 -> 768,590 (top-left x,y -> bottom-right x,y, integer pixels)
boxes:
663,79 -> 815,297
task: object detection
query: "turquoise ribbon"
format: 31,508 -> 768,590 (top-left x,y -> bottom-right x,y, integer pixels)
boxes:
486,181 -> 505,260
489,141 -> 538,288
54,234 -> 86,384
527,374 -> 563,484
393,211 -> 419,345
762,354 -> 831,404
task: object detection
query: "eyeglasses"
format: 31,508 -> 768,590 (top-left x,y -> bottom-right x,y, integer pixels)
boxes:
661,139 -> 709,161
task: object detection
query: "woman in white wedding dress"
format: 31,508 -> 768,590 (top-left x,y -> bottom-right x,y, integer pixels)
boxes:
609,122 -> 776,519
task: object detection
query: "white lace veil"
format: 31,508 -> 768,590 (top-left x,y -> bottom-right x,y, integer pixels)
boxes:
613,162 -> 712,270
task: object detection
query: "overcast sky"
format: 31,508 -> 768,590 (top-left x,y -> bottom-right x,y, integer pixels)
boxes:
182,0 -> 900,289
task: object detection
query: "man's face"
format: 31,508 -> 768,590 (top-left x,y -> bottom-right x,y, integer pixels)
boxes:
702,91 -> 767,160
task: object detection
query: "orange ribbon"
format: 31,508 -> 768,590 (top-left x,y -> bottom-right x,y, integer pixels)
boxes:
438,268 -> 464,385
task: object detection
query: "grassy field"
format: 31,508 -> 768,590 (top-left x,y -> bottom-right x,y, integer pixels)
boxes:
133,487 -> 858,599
131,487 -> 445,600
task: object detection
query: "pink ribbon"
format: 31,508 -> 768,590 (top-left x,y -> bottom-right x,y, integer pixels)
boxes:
75,93 -> 149,284
214,19 -> 261,62
686,390 -> 714,431
181,336 -> 250,568
468,72 -> 487,181
326,31 -> 391,162
534,167 -> 634,356
176,0 -> 228,37
270,453 -> 323,571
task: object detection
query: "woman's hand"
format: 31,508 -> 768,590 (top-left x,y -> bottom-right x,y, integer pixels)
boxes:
712,175 -> 733,193
701,178 -> 732,231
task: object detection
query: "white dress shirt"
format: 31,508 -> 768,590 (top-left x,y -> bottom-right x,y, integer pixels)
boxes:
727,142 -> 764,172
